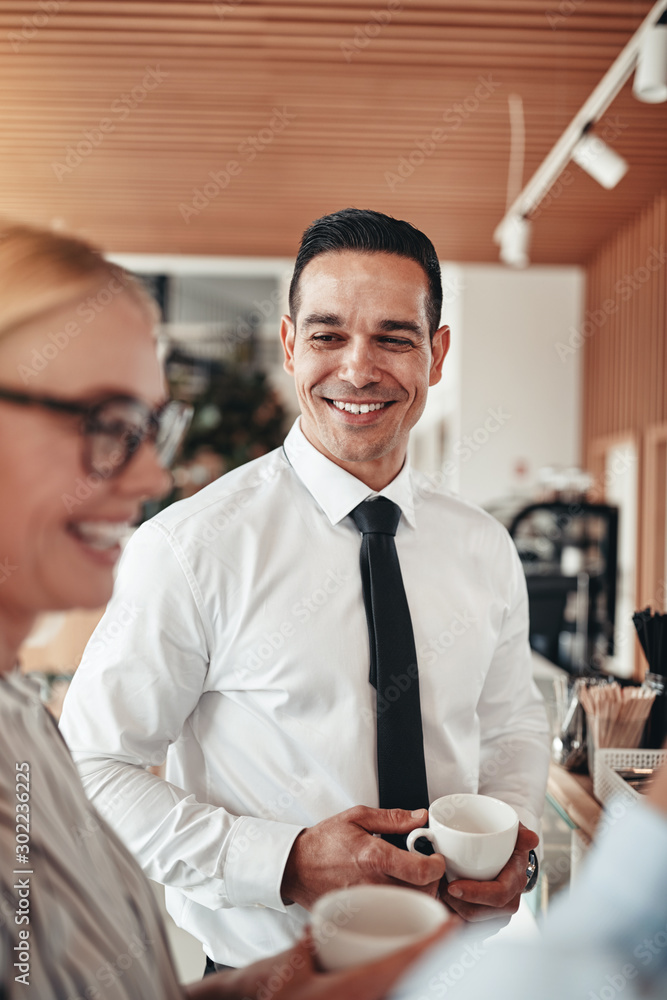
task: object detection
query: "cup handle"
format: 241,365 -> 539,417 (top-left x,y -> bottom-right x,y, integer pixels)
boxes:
406,827 -> 436,854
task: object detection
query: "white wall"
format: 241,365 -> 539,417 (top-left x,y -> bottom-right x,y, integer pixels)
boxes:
453,264 -> 583,508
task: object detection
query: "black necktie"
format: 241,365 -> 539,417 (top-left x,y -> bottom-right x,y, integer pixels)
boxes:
350,497 -> 429,848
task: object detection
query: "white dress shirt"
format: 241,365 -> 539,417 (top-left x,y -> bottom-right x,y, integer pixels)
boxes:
396,797 -> 667,999
60,418 -> 550,967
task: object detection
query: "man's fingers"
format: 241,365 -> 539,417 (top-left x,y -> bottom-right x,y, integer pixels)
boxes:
443,890 -> 520,924
446,857 -> 526,906
444,870 -> 523,906
440,823 -> 532,920
379,843 -> 446,886
446,848 -> 526,904
350,804 -> 430,834
515,822 -> 539,851
445,821 -> 538,906
350,805 -> 447,884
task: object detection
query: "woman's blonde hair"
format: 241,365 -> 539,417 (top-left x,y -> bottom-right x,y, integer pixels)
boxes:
0,221 -> 158,341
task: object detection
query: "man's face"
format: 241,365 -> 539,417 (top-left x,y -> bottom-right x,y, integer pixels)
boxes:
281,250 -> 449,482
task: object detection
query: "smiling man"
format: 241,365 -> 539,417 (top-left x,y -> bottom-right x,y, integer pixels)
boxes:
282,250 -> 445,490
61,209 -> 550,971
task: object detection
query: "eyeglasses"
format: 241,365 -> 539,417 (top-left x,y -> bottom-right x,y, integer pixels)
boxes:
0,386 -> 193,478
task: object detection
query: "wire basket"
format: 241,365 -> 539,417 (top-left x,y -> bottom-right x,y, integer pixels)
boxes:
594,748 -> 667,808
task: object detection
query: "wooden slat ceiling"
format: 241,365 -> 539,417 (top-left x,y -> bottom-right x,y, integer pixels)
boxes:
1,0 -> 666,263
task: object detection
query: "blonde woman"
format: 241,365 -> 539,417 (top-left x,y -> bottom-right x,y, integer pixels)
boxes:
0,223 -> 448,999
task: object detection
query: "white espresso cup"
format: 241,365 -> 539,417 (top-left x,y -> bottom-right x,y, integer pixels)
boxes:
311,884 -> 448,971
406,793 -> 519,882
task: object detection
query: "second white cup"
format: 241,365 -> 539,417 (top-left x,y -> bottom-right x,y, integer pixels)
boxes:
406,793 -> 519,882
311,884 -> 448,971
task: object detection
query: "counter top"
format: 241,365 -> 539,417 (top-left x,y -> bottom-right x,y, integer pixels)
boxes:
547,762 -> 603,844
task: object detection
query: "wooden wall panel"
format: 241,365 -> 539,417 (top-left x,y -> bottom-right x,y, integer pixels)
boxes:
583,188 -> 667,648
1,1 -> 666,261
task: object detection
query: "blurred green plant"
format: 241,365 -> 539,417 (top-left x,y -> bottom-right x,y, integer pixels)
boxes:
143,349 -> 287,518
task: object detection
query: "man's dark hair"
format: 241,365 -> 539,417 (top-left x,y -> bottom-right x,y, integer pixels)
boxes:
288,208 -> 442,336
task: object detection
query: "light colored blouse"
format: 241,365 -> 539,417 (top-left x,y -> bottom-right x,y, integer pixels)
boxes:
0,670 -> 185,999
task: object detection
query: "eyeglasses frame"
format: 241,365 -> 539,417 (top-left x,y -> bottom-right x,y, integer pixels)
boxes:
0,385 -> 193,477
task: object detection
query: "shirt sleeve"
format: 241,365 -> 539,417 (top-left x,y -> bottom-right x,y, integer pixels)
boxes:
394,798 -> 667,1000
59,520 -> 304,913
475,534 -> 550,835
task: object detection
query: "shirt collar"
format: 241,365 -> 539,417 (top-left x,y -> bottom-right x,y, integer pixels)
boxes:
283,418 -> 417,529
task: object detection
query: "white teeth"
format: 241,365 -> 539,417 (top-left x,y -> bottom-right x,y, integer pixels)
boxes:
331,400 -> 387,414
69,521 -> 131,550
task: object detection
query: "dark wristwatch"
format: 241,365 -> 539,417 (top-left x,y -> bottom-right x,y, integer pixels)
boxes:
524,849 -> 539,893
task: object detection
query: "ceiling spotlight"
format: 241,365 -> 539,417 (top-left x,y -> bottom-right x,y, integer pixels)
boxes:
499,215 -> 531,269
571,129 -> 628,189
633,11 -> 667,103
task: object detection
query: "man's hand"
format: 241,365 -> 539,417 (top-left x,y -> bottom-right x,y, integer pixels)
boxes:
439,822 -> 539,925
187,922 -> 459,1000
281,805 -> 446,910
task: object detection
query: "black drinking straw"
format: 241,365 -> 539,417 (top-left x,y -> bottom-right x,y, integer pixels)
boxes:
633,608 -> 667,746
633,609 -> 652,663
657,616 -> 665,678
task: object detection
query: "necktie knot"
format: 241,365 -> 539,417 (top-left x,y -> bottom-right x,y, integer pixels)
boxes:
350,497 -> 401,537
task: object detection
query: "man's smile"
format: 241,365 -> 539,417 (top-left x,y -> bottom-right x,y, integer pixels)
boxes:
331,400 -> 389,414
318,395 -> 398,423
